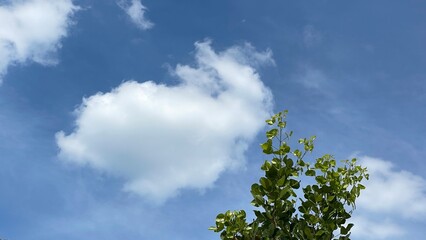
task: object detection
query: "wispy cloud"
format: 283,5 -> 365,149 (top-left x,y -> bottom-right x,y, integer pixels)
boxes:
0,0 -> 79,83
303,25 -> 322,48
351,156 -> 426,239
56,40 -> 273,204
117,0 -> 153,30
292,65 -> 333,97
295,66 -> 328,90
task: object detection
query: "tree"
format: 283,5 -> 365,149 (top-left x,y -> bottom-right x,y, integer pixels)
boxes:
209,111 -> 369,240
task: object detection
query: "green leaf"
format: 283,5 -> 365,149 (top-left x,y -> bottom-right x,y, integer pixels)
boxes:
278,121 -> 287,128
340,223 -> 354,235
251,184 -> 262,195
260,177 -> 272,190
306,169 -> 316,176
294,149 -> 302,158
279,187 -> 291,199
304,227 -> 314,240
315,176 -> 327,184
261,160 -> 271,170
266,128 -> 278,139
261,139 -> 273,154
314,194 -> 322,202
290,179 -> 300,189
266,118 -> 275,125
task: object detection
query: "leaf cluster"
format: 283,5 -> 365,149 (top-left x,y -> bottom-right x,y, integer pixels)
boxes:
209,111 -> 369,240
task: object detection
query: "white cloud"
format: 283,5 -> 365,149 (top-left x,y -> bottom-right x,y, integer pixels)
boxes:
56,40 -> 274,203
358,156 -> 426,219
350,156 -> 426,239
0,0 -> 78,83
117,0 -> 153,30
351,216 -> 405,240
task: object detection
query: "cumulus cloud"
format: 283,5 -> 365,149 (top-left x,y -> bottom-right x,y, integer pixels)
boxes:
351,156 -> 426,239
56,40 -> 274,203
117,0 -> 153,30
0,0 -> 79,83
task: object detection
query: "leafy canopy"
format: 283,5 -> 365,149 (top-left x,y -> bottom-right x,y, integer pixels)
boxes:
209,111 -> 369,240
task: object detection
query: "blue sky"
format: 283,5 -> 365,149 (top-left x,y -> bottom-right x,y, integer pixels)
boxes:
1,0 -> 426,239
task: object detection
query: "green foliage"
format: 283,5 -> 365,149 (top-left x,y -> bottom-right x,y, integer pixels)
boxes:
209,111 -> 369,240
